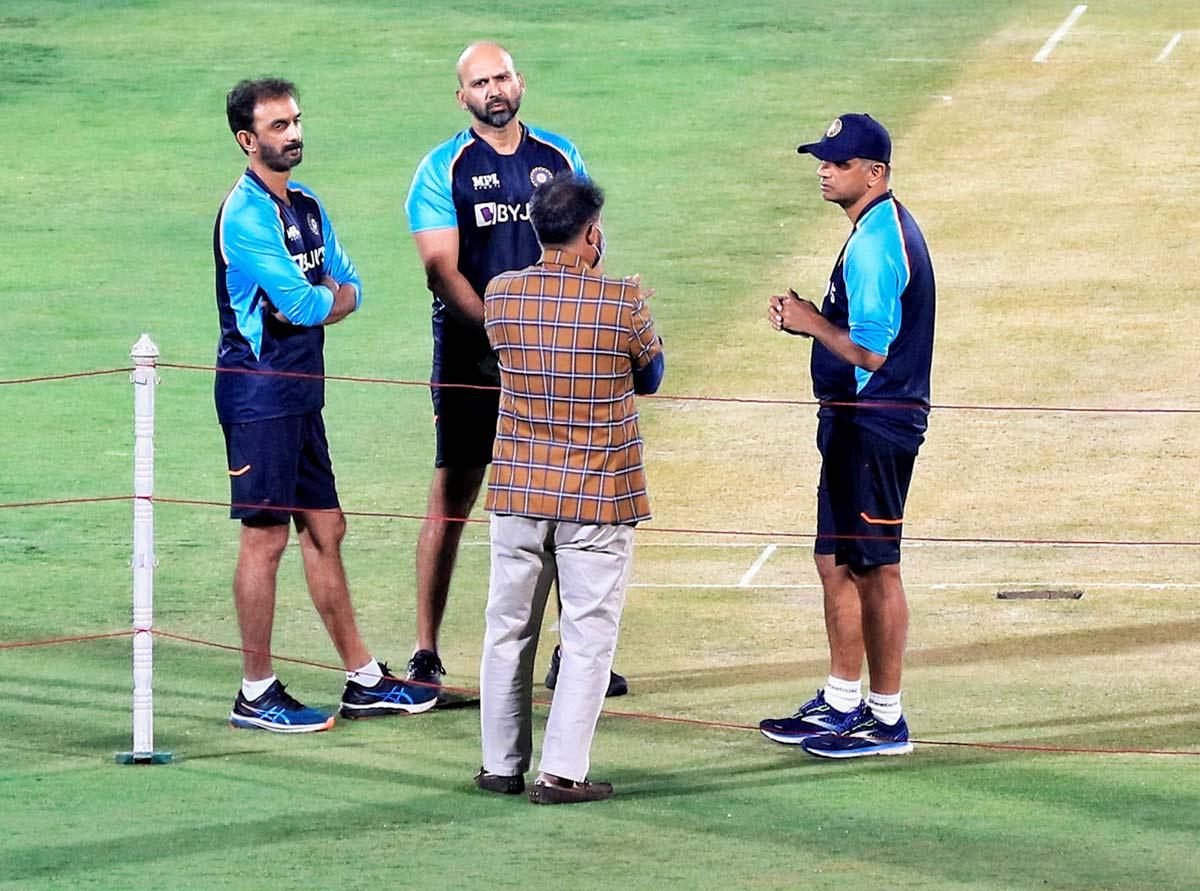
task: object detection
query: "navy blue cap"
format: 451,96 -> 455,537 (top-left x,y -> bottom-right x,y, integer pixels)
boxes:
797,114 -> 892,164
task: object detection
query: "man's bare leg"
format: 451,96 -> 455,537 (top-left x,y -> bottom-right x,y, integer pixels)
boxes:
233,523 -> 290,681
853,563 -> 908,696
414,465 -> 486,654
815,553 -> 865,681
295,509 -> 370,670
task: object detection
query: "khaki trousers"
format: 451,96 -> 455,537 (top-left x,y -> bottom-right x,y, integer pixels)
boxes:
480,514 -> 634,782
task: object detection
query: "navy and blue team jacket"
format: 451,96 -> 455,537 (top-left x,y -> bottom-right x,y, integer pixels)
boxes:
812,191 -> 936,453
405,124 -> 586,382
213,169 -> 361,424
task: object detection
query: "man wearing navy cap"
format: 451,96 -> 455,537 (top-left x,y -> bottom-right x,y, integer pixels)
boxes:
760,113 -> 935,758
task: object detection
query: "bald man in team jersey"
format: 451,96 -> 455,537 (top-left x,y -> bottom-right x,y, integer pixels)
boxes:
403,42 -> 628,698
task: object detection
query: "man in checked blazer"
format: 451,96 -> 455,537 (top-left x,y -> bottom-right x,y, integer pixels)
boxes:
474,172 -> 664,805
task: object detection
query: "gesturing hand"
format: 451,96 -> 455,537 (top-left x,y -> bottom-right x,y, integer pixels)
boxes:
768,288 -> 819,337
625,273 -> 656,301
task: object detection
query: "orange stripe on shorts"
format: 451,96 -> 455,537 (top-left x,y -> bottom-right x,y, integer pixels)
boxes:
860,511 -> 903,526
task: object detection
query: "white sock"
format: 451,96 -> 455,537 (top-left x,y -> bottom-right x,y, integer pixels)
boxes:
823,675 -> 862,713
347,658 -> 383,688
867,690 -> 903,725
241,675 -> 277,701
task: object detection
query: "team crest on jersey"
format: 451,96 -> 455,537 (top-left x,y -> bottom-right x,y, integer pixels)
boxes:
472,172 -> 501,190
285,225 -> 301,242
307,215 -> 320,236
529,166 -> 553,187
826,118 -> 843,138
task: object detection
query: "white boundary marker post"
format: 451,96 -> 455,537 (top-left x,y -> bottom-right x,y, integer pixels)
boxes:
117,335 -> 172,765
1033,4 -> 1087,63
1156,33 -> 1183,63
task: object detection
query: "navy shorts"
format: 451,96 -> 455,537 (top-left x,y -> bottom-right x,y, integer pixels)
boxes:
431,382 -> 500,469
431,311 -> 501,469
222,412 -> 339,526
815,416 -> 915,570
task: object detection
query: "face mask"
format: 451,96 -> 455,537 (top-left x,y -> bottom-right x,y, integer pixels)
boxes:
590,224 -> 606,266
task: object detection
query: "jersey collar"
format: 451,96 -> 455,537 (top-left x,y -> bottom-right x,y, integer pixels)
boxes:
468,122 -> 527,155
540,248 -> 592,271
244,167 -> 291,206
854,190 -> 895,229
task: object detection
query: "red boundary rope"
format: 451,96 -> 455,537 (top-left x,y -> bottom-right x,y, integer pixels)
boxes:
5,361 -> 1200,415
2,364 -> 1198,755
1,627 -> 1195,758
0,367 -> 133,386
0,496 -> 130,510
5,494 -> 1200,548
0,630 -> 134,650
153,361 -> 1200,415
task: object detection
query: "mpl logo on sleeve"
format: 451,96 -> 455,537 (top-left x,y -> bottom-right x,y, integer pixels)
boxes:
473,202 -> 531,228
471,172 -> 501,190
285,225 -> 302,242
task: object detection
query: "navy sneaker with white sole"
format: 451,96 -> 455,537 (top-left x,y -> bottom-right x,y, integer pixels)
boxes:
406,650 -> 445,693
759,689 -> 860,745
340,661 -> 438,718
801,706 -> 913,759
229,680 -> 334,733
544,645 -> 628,698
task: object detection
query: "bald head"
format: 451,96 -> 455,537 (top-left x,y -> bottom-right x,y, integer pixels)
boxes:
456,42 -> 515,86
455,41 -> 525,130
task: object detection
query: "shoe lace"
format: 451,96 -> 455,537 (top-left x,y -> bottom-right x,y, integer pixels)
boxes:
794,688 -> 825,716
839,703 -> 872,733
407,651 -> 446,677
272,683 -> 307,711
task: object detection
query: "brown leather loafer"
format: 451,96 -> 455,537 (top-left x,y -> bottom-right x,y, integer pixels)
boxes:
528,778 -> 614,805
474,768 -> 525,795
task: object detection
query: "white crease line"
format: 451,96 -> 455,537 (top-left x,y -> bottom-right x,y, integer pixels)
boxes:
630,581 -> 1200,590
737,544 -> 777,588
1033,4 -> 1087,63
1156,32 -> 1183,63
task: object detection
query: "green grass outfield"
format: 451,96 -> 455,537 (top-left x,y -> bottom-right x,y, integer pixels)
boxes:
2,2 -> 1199,888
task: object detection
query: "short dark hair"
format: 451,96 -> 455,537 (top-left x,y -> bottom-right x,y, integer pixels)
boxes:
529,172 -> 604,246
226,77 -> 297,139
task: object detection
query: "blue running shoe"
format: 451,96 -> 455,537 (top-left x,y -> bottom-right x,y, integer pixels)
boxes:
759,689 -> 860,745
229,680 -> 334,733
801,706 -> 913,759
340,661 -> 437,718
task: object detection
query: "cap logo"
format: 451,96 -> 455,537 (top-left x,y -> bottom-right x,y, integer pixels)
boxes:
825,118 -> 843,138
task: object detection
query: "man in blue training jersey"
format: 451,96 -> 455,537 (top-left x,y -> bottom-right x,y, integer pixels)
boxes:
760,114 -> 936,758
215,78 -> 434,733
404,42 -> 627,697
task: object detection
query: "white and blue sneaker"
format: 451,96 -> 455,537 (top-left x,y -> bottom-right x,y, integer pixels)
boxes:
339,661 -> 438,718
759,689 -> 861,745
801,705 -> 913,758
229,680 -> 334,733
